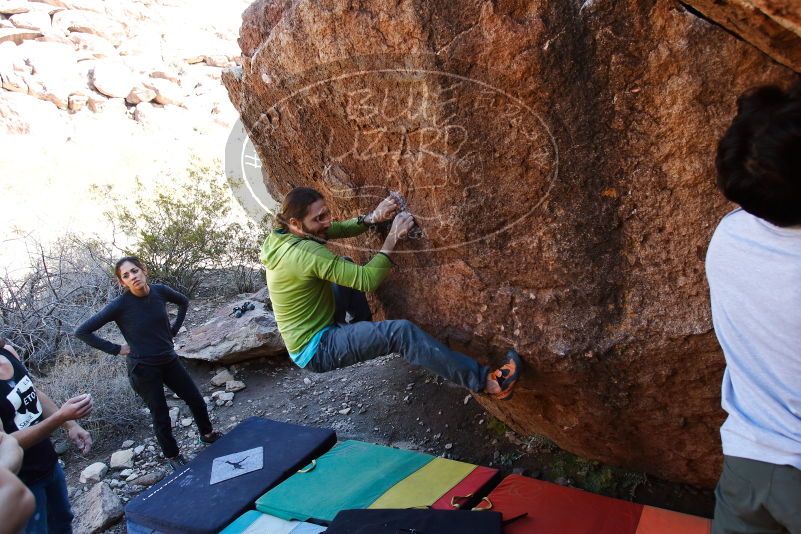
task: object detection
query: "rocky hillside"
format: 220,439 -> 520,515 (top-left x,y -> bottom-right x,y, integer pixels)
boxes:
0,0 -> 252,265
222,0 -> 799,487
0,0 -> 243,129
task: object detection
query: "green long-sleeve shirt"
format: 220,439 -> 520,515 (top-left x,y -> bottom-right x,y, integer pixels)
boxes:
259,218 -> 393,356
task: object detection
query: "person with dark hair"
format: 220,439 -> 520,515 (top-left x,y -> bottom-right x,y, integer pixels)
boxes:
706,85 -> 801,534
0,338 -> 92,534
74,258 -> 220,470
261,187 -> 522,401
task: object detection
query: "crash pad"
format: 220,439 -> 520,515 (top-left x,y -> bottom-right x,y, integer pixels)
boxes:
255,440 -> 433,522
220,510 -> 297,534
489,474 -> 643,534
487,475 -> 712,534
124,418 -> 336,534
431,465 -> 499,510
635,505 -> 712,534
368,457 -> 480,509
289,523 -> 327,534
220,511 -> 326,534
325,509 -> 503,534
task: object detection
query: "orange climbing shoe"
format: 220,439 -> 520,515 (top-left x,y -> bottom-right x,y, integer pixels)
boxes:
490,350 -> 522,401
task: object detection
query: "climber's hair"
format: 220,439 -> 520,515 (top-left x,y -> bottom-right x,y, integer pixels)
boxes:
716,84 -> 801,227
276,187 -> 324,230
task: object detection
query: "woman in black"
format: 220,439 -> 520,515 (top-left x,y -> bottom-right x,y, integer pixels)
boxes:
75,257 -> 219,469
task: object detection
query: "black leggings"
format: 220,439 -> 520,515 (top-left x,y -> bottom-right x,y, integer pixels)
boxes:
127,358 -> 212,458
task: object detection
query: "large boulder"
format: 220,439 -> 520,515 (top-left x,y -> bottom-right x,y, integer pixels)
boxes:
68,31 -> 116,58
684,1 -> 801,73
9,11 -> 51,32
0,1 -> 30,15
90,60 -> 136,98
0,41 -> 28,93
0,27 -> 42,44
0,89 -> 63,134
176,288 -> 286,364
142,77 -> 186,106
16,40 -> 85,109
51,9 -> 126,45
222,0 -> 796,487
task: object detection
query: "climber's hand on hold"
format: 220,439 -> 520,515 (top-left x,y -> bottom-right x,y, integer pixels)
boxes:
366,196 -> 399,224
380,212 -> 415,257
389,212 -> 415,241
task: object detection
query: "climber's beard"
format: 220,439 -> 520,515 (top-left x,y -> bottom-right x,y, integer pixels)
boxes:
302,223 -> 328,243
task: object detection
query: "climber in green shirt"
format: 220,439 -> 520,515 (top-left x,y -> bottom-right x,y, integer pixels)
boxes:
260,187 -> 521,400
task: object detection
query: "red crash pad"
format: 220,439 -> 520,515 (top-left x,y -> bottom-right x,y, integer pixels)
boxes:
635,506 -> 712,534
489,474 -> 643,534
431,465 -> 499,511
488,475 -> 712,534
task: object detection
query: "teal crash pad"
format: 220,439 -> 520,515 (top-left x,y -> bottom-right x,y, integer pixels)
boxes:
255,440 -> 433,522
220,510 -> 325,534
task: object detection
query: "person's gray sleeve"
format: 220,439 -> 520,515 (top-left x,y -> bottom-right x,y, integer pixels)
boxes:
74,301 -> 121,355
159,285 -> 189,336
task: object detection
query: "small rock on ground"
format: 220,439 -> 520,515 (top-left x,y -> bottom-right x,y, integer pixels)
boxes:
72,482 -> 123,534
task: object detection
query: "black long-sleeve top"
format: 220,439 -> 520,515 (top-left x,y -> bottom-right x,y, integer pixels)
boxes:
74,284 -> 189,365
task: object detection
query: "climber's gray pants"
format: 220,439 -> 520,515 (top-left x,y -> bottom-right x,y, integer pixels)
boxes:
306,319 -> 490,392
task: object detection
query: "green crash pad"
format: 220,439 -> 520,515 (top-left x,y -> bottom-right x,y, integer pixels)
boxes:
256,440 -> 433,522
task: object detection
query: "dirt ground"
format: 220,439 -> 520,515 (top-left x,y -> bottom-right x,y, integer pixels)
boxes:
59,286 -> 716,532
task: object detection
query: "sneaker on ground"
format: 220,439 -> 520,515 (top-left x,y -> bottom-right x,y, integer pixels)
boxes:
199,430 -> 222,444
166,454 -> 187,471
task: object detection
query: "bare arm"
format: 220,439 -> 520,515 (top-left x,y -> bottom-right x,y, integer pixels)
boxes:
2,345 -> 93,451
12,391 -> 89,450
40,390 -> 93,454
0,427 -> 24,473
0,466 -> 35,533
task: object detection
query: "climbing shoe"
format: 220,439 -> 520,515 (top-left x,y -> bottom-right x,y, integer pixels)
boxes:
490,350 -> 522,401
199,430 -> 222,444
166,454 -> 187,471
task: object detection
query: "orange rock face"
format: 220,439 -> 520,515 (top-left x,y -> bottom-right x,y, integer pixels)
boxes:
684,0 -> 801,73
223,0 -> 796,486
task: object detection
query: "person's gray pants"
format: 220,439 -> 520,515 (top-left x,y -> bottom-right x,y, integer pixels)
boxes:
713,455 -> 801,534
305,319 -> 490,392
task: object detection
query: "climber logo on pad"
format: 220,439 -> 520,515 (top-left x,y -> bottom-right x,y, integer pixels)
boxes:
209,446 -> 264,485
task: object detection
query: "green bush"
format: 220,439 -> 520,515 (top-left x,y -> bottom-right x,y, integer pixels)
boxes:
223,217 -> 272,294
104,161 -> 271,297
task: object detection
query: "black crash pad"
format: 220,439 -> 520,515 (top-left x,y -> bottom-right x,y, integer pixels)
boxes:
324,509 -> 503,534
124,417 -> 336,534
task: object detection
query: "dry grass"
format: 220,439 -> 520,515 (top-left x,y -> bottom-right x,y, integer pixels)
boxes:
38,353 -> 146,445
